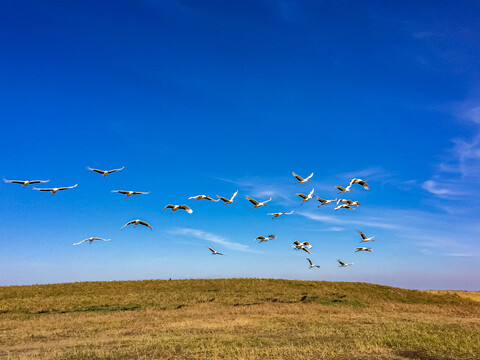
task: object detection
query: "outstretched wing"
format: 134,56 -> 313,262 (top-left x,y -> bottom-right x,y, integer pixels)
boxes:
306,258 -> 313,266
162,204 -> 174,211
58,184 -> 78,191
230,190 -> 239,201
285,211 -> 293,215
207,247 -> 215,253
337,259 -> 346,266
73,239 -> 88,245
296,193 -> 307,200
107,167 -> 124,174
92,238 -> 111,242
292,172 -> 304,182
112,190 -> 128,194
29,180 -> 50,185
246,196 -> 259,205
303,241 -> 312,249
335,186 -> 345,192
267,235 -> 276,240
217,195 -> 229,202
308,188 -> 314,197
132,191 -> 149,195
3,179 -> 22,184
293,240 -> 300,245
358,231 -> 367,240
139,220 -> 153,229
33,187 -> 54,192
305,172 -> 314,181
87,167 -> 105,174
179,205 -> 193,214
301,247 -> 311,254
205,196 -> 219,201
120,221 -> 134,230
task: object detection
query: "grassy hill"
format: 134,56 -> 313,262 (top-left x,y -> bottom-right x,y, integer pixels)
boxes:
1,278 -> 479,359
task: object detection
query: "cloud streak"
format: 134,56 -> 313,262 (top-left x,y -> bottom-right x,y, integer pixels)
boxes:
167,227 -> 255,252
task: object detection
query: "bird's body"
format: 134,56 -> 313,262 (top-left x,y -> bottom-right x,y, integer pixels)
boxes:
73,237 -> 111,245
292,240 -> 312,254
162,204 -> 193,214
317,197 -> 337,206
292,172 -> 313,184
121,219 -> 152,230
355,247 -> 372,252
358,231 -> 374,242
3,179 -> 50,187
33,184 -> 77,194
334,204 -> 356,211
112,190 -> 150,198
217,190 -> 238,205
87,166 -> 124,177
337,259 -> 354,267
188,195 -> 219,202
337,199 -> 361,207
268,210 -> 293,219
297,188 -> 315,205
349,178 -> 370,190
334,185 -> 353,194
306,258 -> 320,269
246,196 -> 271,209
255,234 -> 276,243
208,247 -> 224,255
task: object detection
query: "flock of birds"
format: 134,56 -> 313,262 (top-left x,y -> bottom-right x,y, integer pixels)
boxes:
4,168 -> 375,270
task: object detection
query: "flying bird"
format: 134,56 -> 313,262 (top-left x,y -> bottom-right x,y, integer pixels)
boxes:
188,195 -> 219,202
337,199 -> 361,207
355,247 -> 373,252
121,219 -> 152,230
73,237 -> 111,246
162,204 -> 193,214
334,204 -> 356,211
306,258 -> 320,269
268,211 -> 293,219
292,241 -> 312,254
292,172 -> 313,184
246,196 -> 271,209
3,179 -> 50,187
337,259 -> 354,267
297,188 -> 315,205
208,247 -> 224,255
255,235 -> 276,243
334,185 -> 353,194
358,231 -> 374,242
316,197 -> 337,207
87,166 -> 124,177
349,178 -> 370,190
217,190 -> 238,205
33,184 -> 77,194
112,190 -> 150,198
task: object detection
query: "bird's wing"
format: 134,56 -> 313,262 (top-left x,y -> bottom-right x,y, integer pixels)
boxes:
205,196 -> 218,201
188,196 -> 199,200
306,258 -> 313,265
33,187 -> 53,191
112,190 -> 128,194
73,239 -> 88,245
358,231 -> 367,239
58,184 -> 78,191
308,188 -> 314,197
335,186 -> 345,191
337,259 -> 346,266
88,167 -> 105,174
296,193 -> 307,199
317,197 -> 326,203
207,247 -> 215,253
268,235 -> 276,239
266,213 -> 276,216
3,179 -> 18,184
29,180 -> 50,184
285,211 -> 293,214
217,252 -> 224,255
92,238 -> 111,241
292,172 -> 304,181
246,196 -> 259,205
139,220 -> 153,229
301,247 -> 311,254
162,204 -> 174,211
359,181 -> 369,190
303,242 -> 312,248
230,190 -> 238,201
264,198 -> 272,204
256,236 -> 265,240
305,172 -> 314,181
179,205 -> 193,214
293,241 -> 300,245
133,191 -> 149,195
108,167 -> 124,173
217,196 -> 229,202
120,221 -> 134,230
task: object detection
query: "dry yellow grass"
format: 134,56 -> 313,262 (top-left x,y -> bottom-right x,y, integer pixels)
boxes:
426,290 -> 480,302
0,279 -> 479,359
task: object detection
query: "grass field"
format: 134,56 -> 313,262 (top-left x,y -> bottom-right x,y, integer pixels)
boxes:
1,279 -> 479,359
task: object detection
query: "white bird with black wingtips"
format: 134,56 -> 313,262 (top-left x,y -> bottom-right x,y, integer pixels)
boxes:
358,231 -> 374,242
296,188 -> 315,205
292,172 -> 313,184
217,190 -> 238,205
246,196 -> 271,209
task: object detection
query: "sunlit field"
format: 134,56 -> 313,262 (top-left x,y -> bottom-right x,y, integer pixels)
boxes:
1,279 -> 479,359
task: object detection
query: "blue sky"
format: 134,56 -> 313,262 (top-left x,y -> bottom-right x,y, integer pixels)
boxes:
1,0 -> 479,289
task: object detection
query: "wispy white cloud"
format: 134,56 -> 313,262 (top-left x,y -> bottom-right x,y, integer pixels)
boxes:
296,210 -> 402,230
167,227 -> 255,252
